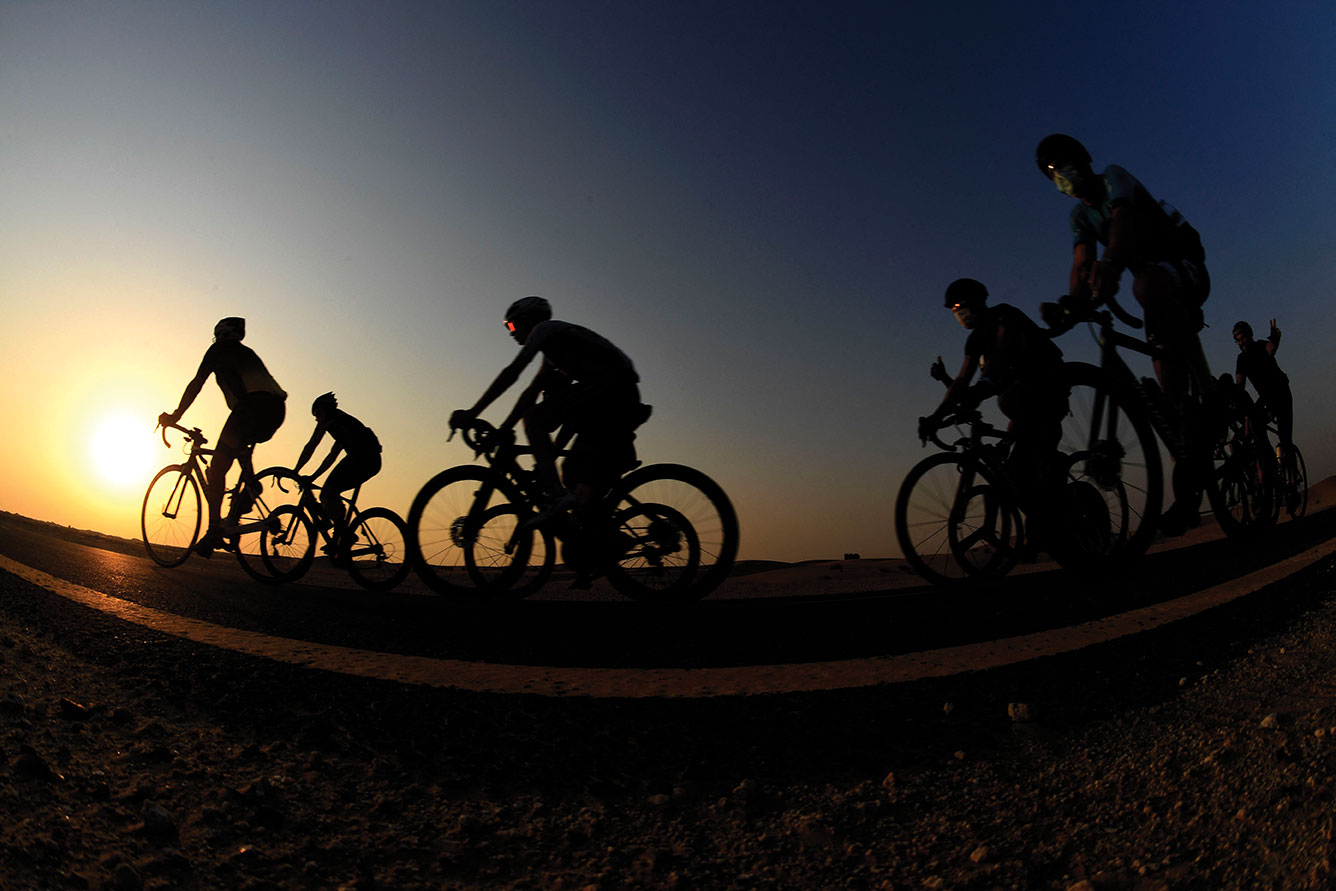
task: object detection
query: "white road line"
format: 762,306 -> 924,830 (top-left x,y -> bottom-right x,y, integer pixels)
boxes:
2,541 -> 1334,699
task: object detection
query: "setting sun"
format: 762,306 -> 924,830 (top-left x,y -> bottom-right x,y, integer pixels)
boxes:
89,414 -> 158,490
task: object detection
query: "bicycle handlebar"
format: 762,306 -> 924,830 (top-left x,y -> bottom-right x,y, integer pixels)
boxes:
452,418 -> 516,458
156,419 -> 206,448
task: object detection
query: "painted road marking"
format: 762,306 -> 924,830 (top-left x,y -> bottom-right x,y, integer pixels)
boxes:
2,542 -> 1335,699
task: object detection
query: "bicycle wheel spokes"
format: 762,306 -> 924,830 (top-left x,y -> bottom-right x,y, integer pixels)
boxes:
605,464 -> 738,601
141,466 -> 201,568
609,502 -> 700,598
345,507 -> 411,592
407,466 -> 522,598
1060,362 -> 1162,564
895,452 -> 1019,587
462,504 -> 553,599
255,505 -> 316,583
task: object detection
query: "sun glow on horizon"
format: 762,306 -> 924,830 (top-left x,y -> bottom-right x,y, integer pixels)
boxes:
88,413 -> 158,491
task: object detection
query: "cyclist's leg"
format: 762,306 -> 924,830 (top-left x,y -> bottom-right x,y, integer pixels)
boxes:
1135,262 -> 1210,531
323,451 -> 381,547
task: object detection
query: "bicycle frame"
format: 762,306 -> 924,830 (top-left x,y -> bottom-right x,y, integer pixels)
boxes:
154,425 -> 274,539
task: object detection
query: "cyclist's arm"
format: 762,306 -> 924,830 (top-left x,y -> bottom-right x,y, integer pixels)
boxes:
461,346 -> 539,420
932,354 -> 980,417
292,422 -> 327,474
499,373 -> 545,430
1267,319 -> 1281,356
1090,204 -> 1132,299
1069,241 -> 1097,301
165,355 -> 214,422
308,442 -> 343,480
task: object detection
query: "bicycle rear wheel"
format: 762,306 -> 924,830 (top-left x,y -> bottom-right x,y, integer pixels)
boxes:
141,466 -> 201,568
1059,361 -> 1162,566
605,464 -> 738,601
895,452 -> 1020,587
344,507 -> 412,591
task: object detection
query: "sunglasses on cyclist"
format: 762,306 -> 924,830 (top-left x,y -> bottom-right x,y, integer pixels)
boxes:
505,320 -> 518,333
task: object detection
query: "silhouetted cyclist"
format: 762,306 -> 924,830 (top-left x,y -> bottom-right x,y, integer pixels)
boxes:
158,317 -> 287,556
921,278 -> 1068,555
450,296 -> 646,526
1035,133 -> 1211,535
1233,319 -> 1293,461
293,392 -> 383,556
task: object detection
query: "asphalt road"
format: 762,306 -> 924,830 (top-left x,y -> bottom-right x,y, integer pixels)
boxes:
4,507 -> 1336,675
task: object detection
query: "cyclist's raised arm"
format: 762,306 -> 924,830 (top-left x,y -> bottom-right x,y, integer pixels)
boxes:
1267,318 -> 1282,356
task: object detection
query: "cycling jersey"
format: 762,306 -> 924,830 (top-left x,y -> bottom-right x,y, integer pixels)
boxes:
196,340 -> 287,409
515,320 -> 638,385
1069,164 -> 1205,270
965,303 -> 1064,391
1236,341 -> 1290,408
320,407 -> 381,455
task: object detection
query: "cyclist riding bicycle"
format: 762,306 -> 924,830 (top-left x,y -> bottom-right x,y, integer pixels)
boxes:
1233,319 -> 1293,461
921,278 -> 1069,554
158,317 -> 287,557
293,392 -> 383,556
1036,134 -> 1212,535
449,296 -> 647,527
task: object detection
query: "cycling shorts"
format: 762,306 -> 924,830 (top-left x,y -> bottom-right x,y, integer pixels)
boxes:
324,450 -> 382,498
218,391 -> 286,451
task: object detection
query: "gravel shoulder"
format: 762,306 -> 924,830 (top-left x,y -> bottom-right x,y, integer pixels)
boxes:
3,535 -> 1336,890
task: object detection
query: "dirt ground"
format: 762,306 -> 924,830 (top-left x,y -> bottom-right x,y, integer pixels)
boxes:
4,507 -> 1336,889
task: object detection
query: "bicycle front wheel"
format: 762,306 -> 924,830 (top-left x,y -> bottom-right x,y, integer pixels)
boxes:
344,507 -> 411,592
142,466 -> 201,568
604,464 -> 739,601
407,465 -> 528,599
1059,361 -> 1163,566
462,503 -> 555,599
1286,445 -> 1308,519
1206,408 -> 1277,539
235,504 -> 315,584
895,452 -> 1020,587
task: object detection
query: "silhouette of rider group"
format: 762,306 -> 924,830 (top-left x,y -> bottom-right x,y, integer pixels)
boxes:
155,134 -> 1297,590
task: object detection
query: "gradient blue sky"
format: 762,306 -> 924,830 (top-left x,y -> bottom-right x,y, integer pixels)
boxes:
3,1 -> 1334,561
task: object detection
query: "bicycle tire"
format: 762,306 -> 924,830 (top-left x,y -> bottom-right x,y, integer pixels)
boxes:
1286,445 -> 1308,519
234,504 -> 315,585
406,465 -> 529,599
141,465 -> 201,568
1059,361 -> 1163,565
461,503 -> 555,599
1205,404 -> 1277,539
604,502 -> 701,600
344,507 -> 412,591
895,452 -> 1020,587
604,463 -> 738,601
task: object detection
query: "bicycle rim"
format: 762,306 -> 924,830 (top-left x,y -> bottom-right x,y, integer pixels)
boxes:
141,466 -> 200,568
462,503 -> 554,599
345,507 -> 412,591
407,465 -> 526,599
604,464 -> 738,601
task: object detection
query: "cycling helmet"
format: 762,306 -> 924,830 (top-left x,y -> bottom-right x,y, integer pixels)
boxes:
311,392 -> 337,416
1035,133 -> 1091,179
214,317 -> 246,341
1232,321 -> 1253,340
504,295 -> 552,329
944,278 -> 989,308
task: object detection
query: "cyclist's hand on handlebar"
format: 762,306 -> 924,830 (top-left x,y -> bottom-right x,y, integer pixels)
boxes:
448,408 -> 475,431
916,414 -> 940,444
157,411 -> 178,430
1041,294 -> 1087,334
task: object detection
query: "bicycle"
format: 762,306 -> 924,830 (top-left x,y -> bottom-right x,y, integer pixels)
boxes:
141,422 -> 315,583
242,469 -> 410,591
896,406 -> 1120,586
1265,422 -> 1307,521
1046,291 -> 1276,548
405,416 -> 740,602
